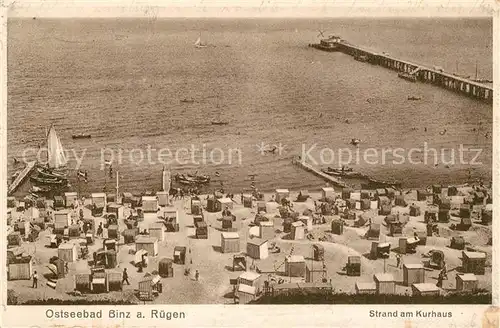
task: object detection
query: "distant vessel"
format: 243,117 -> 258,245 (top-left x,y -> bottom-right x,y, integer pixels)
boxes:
174,173 -> 210,185
407,96 -> 421,101
180,98 -> 195,103
194,33 -> 208,48
72,133 -> 91,139
211,120 -> 229,126
309,35 -> 341,52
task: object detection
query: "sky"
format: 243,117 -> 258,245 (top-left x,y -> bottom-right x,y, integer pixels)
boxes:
5,0 -> 496,17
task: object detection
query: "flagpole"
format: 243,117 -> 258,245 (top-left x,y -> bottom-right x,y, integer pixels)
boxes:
116,170 -> 119,204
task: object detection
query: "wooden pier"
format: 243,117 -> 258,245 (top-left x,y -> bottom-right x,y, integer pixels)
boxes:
8,161 -> 36,196
312,39 -> 493,104
292,157 -> 349,188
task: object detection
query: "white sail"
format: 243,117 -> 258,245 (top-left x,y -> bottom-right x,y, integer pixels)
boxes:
194,37 -> 201,46
47,126 -> 67,169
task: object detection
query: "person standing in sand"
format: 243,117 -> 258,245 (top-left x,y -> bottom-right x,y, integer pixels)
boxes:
31,270 -> 38,288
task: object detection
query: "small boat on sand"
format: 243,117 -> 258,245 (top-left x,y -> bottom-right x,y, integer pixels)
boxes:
321,166 -> 367,178
398,72 -> 417,82
72,134 -> 91,139
407,96 -> 421,101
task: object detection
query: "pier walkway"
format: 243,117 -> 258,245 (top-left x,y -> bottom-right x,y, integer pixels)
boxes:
8,161 -> 36,196
292,157 -> 350,188
312,39 -> 493,104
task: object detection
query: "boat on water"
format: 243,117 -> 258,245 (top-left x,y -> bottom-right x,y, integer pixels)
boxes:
34,125 -> 69,186
174,173 -> 210,185
407,96 -> 421,101
321,167 -> 368,178
180,98 -> 195,103
194,34 -> 208,48
211,120 -> 229,125
72,133 -> 91,139
30,175 -> 67,186
398,72 -> 417,82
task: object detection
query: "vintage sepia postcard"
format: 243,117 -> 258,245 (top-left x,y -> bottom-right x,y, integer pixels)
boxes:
1,0 -> 498,327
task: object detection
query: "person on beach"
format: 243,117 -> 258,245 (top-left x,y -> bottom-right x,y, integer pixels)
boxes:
396,254 -> 402,268
32,270 -> 38,288
122,268 -> 130,285
96,223 -> 103,237
195,270 -> 200,281
436,272 -> 444,288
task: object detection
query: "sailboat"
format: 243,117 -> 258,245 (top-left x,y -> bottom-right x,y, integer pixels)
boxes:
194,33 -> 208,49
472,61 -> 493,84
35,125 -> 69,183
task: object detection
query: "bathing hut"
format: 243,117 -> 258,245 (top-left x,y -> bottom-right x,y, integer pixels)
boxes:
448,186 -> 458,196
58,243 -> 78,263
285,255 -> 306,277
275,189 -> 290,203
157,191 -> 169,207
322,187 -> 335,200
195,221 -> 208,239
355,282 -> 377,295
376,189 -> 387,198
141,196 -> 158,212
331,219 -> 344,235
299,215 -> 313,231
346,256 -> 361,276
48,257 -> 66,278
75,273 -> 91,293
7,196 -> 17,208
461,251 -> 486,275
25,206 -> 40,220
222,215 -> 233,230
135,236 -> 159,256
237,284 -> 257,304
206,195 -> 221,212
173,246 -> 186,264
432,184 -> 442,194
385,188 -> 396,199
365,223 -> 380,239
438,208 -> 450,223
242,194 -> 253,208
158,258 -> 174,278
482,204 -> 492,225
191,199 -> 202,215
409,204 -> 421,216
7,256 -> 33,280
394,195 -> 406,207
424,206 -> 438,223
373,273 -> 395,295
122,192 -> 134,206
64,192 -> 78,208
342,188 -> 353,200
403,263 -> 424,286
107,271 -> 123,291
305,263 -> 327,283
54,210 -> 71,229
53,196 -> 64,209
417,189 -> 432,202
379,204 -> 392,216
68,224 -> 81,239
389,221 -> 403,236
107,224 -> 119,240
218,197 -> 233,211
221,232 -> 240,253
456,273 -> 478,292
246,238 -> 268,259
259,221 -> 274,240
257,201 -> 266,213
239,271 -> 262,293
91,193 -> 107,209
313,244 -> 324,261
149,223 -> 165,242
7,232 -> 21,247
360,190 -> 370,199
360,199 -> 371,210
412,283 -> 440,296
107,203 -> 124,220
399,237 -> 418,254
290,221 -> 305,240
103,238 -> 117,252
162,208 -> 179,232
370,242 -> 391,259
123,229 -> 137,244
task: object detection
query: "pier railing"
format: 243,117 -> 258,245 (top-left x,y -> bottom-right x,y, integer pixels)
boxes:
321,40 -> 493,104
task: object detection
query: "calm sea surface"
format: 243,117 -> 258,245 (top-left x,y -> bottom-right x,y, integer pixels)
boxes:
7,18 -> 493,194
